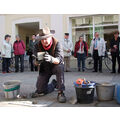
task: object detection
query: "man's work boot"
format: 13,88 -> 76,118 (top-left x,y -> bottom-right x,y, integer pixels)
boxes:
31,92 -> 45,98
57,91 -> 66,103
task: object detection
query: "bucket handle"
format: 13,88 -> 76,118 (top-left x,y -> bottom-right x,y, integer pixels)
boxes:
4,85 -> 20,92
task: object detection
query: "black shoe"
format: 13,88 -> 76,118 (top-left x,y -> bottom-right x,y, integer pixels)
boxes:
66,70 -> 71,72
31,92 -> 45,98
78,68 -> 81,72
82,69 -> 85,72
57,92 -> 66,103
15,70 -> 18,73
92,70 -> 97,72
111,71 -> 116,73
99,70 -> 102,73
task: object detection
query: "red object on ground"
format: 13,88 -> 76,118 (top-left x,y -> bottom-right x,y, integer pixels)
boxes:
76,78 -> 84,85
2,72 -> 6,74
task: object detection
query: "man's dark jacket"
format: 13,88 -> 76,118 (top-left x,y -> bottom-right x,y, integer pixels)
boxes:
34,37 -> 64,73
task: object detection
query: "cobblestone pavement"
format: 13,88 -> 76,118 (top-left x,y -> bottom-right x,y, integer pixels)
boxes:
0,69 -> 120,107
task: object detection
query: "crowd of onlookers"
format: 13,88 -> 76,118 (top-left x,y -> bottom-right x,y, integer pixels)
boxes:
1,30 -> 120,74
63,30 -> 120,74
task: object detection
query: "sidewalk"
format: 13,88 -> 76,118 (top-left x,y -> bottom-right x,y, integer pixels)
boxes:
0,69 -> 120,107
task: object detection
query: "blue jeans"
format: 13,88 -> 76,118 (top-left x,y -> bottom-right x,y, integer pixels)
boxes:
77,53 -> 86,70
2,58 -> 11,72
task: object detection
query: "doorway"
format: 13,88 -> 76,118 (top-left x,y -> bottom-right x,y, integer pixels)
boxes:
15,22 -> 39,50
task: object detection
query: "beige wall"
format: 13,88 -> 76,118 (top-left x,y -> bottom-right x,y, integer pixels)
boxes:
0,14 -> 102,51
4,14 -> 51,44
0,14 -> 93,51
0,15 -> 5,51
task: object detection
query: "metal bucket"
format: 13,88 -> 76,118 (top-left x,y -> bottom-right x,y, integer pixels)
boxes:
3,80 -> 21,99
96,82 -> 115,101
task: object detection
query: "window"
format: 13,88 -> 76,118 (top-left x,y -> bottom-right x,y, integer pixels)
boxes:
71,14 -> 119,50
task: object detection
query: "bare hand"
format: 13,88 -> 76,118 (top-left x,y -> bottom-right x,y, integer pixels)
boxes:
67,49 -> 71,53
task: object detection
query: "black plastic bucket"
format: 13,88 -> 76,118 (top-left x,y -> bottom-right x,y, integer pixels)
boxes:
75,87 -> 95,104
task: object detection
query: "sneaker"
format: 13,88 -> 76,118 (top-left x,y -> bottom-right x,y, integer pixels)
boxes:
57,92 -> 66,103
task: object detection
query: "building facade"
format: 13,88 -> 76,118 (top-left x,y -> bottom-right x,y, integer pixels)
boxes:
0,14 -> 120,51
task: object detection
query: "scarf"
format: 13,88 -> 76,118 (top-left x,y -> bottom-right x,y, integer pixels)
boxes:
79,41 -> 84,52
42,39 -> 53,50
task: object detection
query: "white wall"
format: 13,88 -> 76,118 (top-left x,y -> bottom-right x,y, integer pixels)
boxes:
50,14 -> 63,43
0,15 -> 5,51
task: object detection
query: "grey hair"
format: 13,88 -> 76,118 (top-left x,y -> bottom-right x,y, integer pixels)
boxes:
15,35 -> 20,38
79,34 -> 84,39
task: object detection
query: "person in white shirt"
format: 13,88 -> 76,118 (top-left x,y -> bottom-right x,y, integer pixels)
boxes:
90,32 -> 106,73
63,33 -> 73,72
1,34 -> 12,73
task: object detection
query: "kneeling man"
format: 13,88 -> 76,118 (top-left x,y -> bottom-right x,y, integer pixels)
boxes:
32,27 -> 66,103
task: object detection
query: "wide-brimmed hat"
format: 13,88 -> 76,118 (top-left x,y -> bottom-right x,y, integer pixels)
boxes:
36,27 -> 55,40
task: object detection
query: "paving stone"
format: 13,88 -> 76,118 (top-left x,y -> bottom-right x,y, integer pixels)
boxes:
0,69 -> 120,107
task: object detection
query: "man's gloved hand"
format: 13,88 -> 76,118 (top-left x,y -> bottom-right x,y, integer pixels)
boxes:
44,52 -> 54,63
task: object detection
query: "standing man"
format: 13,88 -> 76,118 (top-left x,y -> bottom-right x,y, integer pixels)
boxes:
1,34 -> 12,73
32,27 -> 66,103
110,30 -> 120,73
63,33 -> 73,72
13,35 -> 26,72
90,32 -> 106,73
28,34 -> 38,71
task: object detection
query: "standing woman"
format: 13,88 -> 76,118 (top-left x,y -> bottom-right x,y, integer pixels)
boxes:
110,30 -> 120,73
13,35 -> 26,72
1,34 -> 12,73
74,35 -> 88,72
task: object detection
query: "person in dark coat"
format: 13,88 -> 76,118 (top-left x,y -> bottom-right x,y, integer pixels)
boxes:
28,34 -> 38,71
32,27 -> 66,103
13,35 -> 26,72
110,30 -> 120,73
